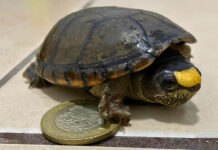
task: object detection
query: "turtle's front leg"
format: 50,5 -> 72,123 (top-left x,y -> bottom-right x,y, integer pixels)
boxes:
89,77 -> 131,125
99,84 -> 131,125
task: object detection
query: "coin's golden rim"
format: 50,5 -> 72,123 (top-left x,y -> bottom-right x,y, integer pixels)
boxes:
41,100 -> 121,145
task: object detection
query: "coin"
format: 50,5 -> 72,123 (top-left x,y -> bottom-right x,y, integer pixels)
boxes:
41,100 -> 121,145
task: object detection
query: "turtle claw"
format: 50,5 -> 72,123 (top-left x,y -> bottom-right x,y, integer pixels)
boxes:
99,100 -> 131,125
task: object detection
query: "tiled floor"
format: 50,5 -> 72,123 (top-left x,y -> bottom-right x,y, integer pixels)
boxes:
0,144 -> 148,150
0,0 -> 90,79
0,0 -> 218,149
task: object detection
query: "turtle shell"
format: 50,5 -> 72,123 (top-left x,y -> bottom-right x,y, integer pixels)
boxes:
36,7 -> 196,87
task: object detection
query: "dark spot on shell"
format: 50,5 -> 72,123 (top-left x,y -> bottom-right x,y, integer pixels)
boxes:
129,25 -> 137,30
100,54 -> 107,59
124,43 -> 133,49
85,19 -> 94,24
150,30 -> 165,39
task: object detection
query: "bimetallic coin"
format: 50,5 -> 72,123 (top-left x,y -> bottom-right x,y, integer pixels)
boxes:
41,100 -> 121,145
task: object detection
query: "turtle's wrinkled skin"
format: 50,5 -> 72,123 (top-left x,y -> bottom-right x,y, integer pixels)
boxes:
23,7 -> 201,125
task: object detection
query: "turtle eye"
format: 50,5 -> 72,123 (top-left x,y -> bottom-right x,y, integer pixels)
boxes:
161,76 -> 177,90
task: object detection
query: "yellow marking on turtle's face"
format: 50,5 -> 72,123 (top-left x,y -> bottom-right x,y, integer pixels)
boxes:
174,67 -> 201,88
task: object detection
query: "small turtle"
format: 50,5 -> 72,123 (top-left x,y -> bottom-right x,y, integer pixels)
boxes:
23,7 -> 201,125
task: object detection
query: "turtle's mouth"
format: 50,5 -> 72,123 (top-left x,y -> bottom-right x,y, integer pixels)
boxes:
153,89 -> 196,107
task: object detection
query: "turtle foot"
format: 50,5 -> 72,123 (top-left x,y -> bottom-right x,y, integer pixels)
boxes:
98,97 -> 131,125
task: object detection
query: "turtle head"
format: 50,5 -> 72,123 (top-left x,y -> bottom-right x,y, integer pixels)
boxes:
135,49 -> 201,106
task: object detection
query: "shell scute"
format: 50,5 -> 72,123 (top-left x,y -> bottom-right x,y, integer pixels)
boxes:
36,7 -> 196,87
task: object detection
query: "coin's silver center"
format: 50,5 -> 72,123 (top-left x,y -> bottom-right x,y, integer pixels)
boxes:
55,104 -> 103,132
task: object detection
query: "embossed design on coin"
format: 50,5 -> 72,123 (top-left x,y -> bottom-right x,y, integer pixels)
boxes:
55,104 -> 103,132
41,101 -> 121,145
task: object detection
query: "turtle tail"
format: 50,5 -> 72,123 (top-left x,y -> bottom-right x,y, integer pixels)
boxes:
23,63 -> 51,88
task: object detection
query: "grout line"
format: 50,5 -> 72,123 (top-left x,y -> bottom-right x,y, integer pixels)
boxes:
81,0 -> 96,10
1,128 -> 218,139
0,0 -> 96,88
0,133 -> 217,148
0,48 -> 39,88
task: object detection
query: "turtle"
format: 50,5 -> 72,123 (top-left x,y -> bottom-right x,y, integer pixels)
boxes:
23,7 -> 202,125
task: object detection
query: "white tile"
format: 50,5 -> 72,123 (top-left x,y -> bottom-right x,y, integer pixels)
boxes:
0,0 -> 218,142
0,0 -> 90,79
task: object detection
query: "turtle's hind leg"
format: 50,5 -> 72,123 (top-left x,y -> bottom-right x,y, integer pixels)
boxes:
23,63 -> 51,88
